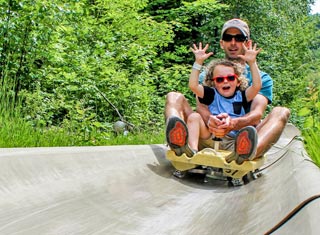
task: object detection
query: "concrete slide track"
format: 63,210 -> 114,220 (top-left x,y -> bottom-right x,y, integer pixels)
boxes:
0,124 -> 319,235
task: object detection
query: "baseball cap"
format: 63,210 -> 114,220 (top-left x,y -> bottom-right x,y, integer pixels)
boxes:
221,19 -> 250,39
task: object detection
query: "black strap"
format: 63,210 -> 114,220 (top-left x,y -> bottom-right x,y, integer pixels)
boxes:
241,90 -> 251,113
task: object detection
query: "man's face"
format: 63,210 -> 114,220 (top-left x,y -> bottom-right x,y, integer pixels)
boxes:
220,28 -> 250,61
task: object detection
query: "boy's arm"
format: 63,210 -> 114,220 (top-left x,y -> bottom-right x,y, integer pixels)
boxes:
245,61 -> 261,101
189,43 -> 213,97
189,65 -> 205,98
202,94 -> 268,137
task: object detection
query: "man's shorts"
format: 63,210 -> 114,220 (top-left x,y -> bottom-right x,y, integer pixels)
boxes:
198,135 -> 235,151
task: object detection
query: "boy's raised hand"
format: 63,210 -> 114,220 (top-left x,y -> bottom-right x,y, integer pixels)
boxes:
190,42 -> 214,64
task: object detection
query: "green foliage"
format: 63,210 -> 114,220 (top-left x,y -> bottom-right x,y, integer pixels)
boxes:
303,129 -> 320,167
0,108 -> 82,147
0,0 -> 174,138
145,0 -> 227,65
0,0 -> 319,167
295,68 -> 320,166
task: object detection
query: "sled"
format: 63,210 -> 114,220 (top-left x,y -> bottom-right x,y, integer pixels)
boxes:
166,148 -> 265,186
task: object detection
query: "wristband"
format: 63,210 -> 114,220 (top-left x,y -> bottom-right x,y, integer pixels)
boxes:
192,62 -> 202,71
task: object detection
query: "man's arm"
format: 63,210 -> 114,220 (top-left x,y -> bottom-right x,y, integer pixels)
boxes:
230,94 -> 267,129
196,99 -> 211,125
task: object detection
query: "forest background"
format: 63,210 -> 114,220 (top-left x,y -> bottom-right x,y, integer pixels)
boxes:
0,0 -> 319,165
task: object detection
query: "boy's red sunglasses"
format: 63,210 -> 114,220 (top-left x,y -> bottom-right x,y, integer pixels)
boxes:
212,74 -> 238,83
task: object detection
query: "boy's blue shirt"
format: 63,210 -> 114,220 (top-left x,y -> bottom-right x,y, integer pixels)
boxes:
199,64 -> 273,104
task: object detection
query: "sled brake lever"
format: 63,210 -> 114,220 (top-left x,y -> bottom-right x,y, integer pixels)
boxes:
212,137 -> 222,150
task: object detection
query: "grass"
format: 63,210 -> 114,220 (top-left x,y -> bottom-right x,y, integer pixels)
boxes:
0,115 -> 80,147
0,89 -> 166,147
104,132 -> 165,145
0,111 -> 166,147
303,129 -> 320,167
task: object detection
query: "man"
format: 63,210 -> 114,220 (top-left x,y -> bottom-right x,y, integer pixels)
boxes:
165,18 -> 290,162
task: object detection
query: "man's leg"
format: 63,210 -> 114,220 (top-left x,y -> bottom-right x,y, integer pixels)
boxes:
256,106 -> 290,157
165,92 -> 194,122
165,92 -> 195,157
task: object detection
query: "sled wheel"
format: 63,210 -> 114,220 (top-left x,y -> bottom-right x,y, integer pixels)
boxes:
252,169 -> 262,179
230,178 -> 244,187
173,170 -> 186,178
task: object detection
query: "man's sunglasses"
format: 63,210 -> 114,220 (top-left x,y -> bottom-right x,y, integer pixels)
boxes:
212,74 -> 238,83
222,33 -> 247,42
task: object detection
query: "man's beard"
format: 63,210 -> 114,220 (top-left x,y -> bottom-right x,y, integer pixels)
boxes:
225,51 -> 246,64
226,55 -> 242,63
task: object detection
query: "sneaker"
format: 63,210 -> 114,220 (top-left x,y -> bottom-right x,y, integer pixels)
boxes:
225,126 -> 257,164
166,116 -> 195,157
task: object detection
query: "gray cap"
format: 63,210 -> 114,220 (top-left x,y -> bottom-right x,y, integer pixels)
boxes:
221,19 -> 250,39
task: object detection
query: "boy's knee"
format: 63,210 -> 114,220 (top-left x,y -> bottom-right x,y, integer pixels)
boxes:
188,112 -> 201,121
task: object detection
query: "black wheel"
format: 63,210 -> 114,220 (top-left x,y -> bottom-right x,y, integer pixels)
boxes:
173,170 -> 186,178
230,178 -> 244,186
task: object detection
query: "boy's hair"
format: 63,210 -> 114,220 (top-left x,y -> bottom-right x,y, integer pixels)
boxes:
204,59 -> 248,91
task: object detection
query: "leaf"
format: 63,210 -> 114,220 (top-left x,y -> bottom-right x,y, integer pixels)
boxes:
298,107 -> 311,117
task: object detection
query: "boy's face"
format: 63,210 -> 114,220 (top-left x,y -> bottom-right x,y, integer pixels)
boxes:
213,65 -> 240,98
220,28 -> 250,61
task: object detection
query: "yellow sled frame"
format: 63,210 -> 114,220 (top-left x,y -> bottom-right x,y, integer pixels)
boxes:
166,148 -> 265,180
